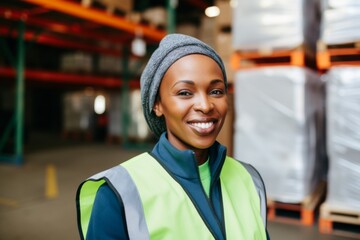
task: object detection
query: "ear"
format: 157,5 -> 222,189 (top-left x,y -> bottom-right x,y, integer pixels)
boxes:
153,100 -> 163,117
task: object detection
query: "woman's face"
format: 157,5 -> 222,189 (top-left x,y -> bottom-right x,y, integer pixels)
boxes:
154,54 -> 228,151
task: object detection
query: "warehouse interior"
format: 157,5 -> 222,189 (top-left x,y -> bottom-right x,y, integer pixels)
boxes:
0,0 -> 360,239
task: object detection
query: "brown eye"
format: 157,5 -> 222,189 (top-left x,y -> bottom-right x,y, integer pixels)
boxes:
210,89 -> 224,96
178,90 -> 192,96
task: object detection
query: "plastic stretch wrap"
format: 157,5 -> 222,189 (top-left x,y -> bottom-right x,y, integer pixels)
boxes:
128,90 -> 150,140
108,93 -> 123,136
63,92 -> 95,132
325,67 -> 360,210
233,66 -> 325,203
232,0 -> 320,51
320,1 -> 360,44
321,0 -> 360,9
108,90 -> 150,140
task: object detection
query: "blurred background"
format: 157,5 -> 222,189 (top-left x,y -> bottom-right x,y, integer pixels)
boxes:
0,0 -> 359,239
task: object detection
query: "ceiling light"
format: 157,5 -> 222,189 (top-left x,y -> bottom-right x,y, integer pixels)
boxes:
205,6 -> 220,18
131,29 -> 146,57
94,95 -> 106,115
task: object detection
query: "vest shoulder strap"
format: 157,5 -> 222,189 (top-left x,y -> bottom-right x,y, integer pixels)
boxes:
238,160 -> 268,228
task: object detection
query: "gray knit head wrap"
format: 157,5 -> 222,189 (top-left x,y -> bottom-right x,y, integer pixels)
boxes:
140,33 -> 228,138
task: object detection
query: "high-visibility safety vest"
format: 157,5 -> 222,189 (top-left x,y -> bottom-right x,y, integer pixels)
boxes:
77,152 -> 267,240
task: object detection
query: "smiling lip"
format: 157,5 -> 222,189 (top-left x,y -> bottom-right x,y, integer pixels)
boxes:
188,120 -> 217,134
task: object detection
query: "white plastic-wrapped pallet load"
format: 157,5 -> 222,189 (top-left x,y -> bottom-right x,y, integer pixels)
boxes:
128,89 -> 150,140
321,0 -> 360,10
108,92 -> 123,137
233,66 -> 325,203
108,90 -> 150,141
324,66 -> 360,211
63,91 -> 96,132
320,0 -> 360,44
232,0 -> 320,52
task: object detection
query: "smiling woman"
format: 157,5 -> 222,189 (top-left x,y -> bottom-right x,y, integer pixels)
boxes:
76,34 -> 270,240
153,54 -> 228,163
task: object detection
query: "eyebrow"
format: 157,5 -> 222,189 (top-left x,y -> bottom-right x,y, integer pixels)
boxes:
171,79 -> 225,89
210,79 -> 225,85
173,80 -> 194,87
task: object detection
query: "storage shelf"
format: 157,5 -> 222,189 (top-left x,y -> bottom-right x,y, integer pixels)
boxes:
0,67 -> 140,88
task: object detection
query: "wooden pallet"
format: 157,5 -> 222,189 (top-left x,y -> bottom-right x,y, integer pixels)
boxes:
317,40 -> 360,70
267,181 -> 326,226
230,45 -> 306,70
319,202 -> 360,239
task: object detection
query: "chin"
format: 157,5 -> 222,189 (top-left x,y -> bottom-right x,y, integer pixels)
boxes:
192,138 -> 217,150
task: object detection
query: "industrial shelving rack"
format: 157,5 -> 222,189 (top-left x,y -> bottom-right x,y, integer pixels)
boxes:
0,0 -> 174,164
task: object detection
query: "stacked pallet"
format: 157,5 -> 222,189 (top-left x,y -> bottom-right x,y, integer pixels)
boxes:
317,0 -> 360,70
231,0 -> 320,70
318,67 -> 360,238
231,0 -> 326,226
320,0 -> 360,45
62,90 -> 98,141
316,1 -> 360,237
60,52 -> 93,74
107,89 -> 151,144
233,66 -> 326,225
107,92 -> 123,143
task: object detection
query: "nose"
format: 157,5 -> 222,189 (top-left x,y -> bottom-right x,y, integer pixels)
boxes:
193,93 -> 214,113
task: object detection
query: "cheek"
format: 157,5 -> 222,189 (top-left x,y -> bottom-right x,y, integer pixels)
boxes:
217,99 -> 228,115
163,100 -> 190,119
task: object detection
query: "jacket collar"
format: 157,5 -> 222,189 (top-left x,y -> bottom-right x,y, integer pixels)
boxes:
151,133 -> 227,181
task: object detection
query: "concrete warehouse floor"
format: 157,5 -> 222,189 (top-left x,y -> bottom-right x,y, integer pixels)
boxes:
0,133 -> 356,240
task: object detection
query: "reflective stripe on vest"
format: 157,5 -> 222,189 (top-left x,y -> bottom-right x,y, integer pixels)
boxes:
77,164 -> 150,239
241,162 -> 267,228
77,152 -> 267,239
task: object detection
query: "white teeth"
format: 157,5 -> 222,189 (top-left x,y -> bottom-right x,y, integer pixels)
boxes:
191,122 -> 213,129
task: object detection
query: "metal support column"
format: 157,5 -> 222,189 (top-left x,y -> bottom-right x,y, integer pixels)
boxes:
121,46 -> 130,146
14,20 -> 26,164
167,0 -> 177,34
0,21 -> 25,164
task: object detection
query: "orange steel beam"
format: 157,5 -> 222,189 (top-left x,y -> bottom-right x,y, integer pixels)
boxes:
0,8 -> 130,44
0,67 -> 140,88
0,26 -> 121,56
23,0 -> 166,42
26,19 -> 130,43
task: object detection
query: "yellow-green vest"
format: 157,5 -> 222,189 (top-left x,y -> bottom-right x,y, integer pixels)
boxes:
77,152 -> 267,239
